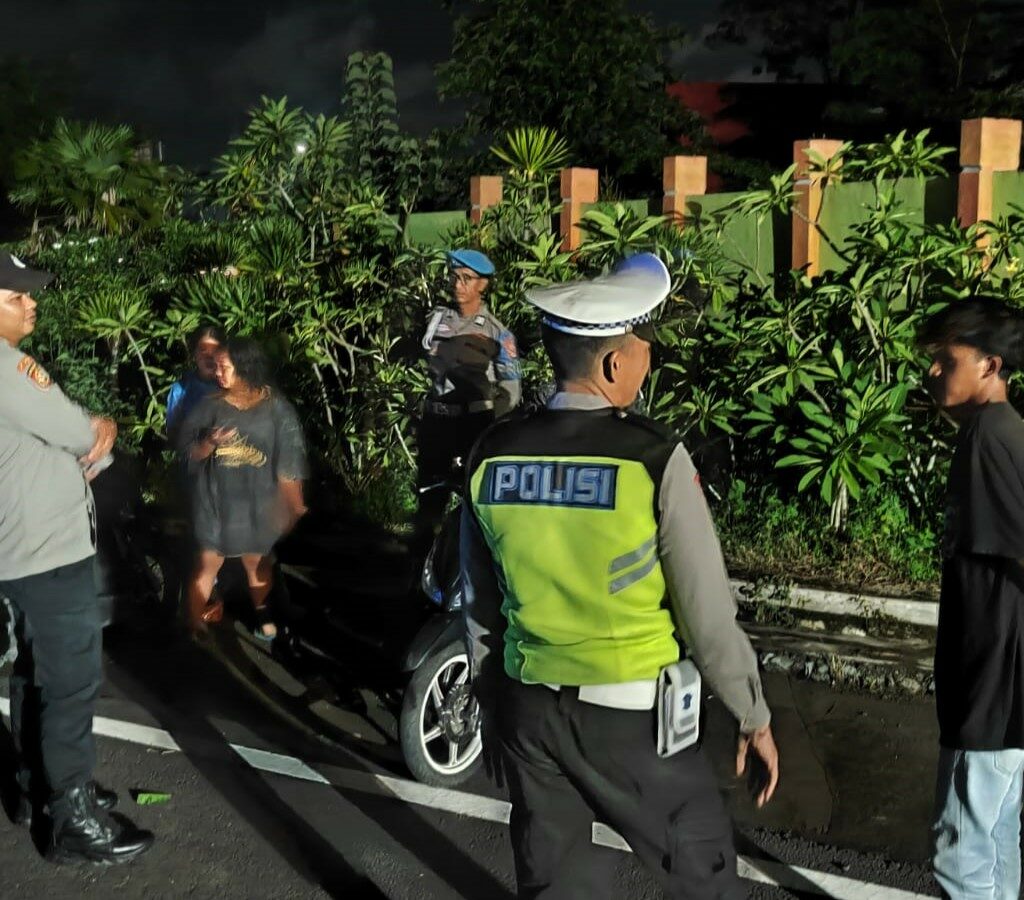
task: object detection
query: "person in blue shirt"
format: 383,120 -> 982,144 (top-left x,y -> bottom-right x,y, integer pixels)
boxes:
166,325 -> 224,445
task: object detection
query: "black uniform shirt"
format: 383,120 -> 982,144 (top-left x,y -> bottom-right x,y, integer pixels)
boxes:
936,401 -> 1024,749
422,305 -> 521,413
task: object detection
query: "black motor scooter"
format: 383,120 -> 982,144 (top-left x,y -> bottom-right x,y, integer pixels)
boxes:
91,453 -> 176,626
395,479 -> 482,786
274,478 -> 483,788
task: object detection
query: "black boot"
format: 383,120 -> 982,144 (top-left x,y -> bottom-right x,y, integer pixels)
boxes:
49,784 -> 153,865
15,781 -> 117,828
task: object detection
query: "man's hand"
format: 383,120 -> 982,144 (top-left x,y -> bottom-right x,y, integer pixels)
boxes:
736,724 -> 779,808
80,416 -> 117,469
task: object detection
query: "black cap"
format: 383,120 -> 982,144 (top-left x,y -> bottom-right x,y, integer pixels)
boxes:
0,252 -> 54,293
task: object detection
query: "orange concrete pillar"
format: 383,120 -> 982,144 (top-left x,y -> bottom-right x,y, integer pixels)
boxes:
560,167 -> 599,252
663,156 -> 707,225
469,175 -> 503,224
957,118 -> 1022,234
792,139 -> 844,276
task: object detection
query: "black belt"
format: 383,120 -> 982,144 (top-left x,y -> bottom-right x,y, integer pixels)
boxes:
426,400 -> 495,417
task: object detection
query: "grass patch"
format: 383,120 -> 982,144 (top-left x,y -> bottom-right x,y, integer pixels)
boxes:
717,479 -> 940,600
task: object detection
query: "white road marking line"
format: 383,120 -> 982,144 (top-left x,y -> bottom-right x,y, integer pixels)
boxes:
0,699 -> 935,900
735,857 -> 932,899
232,745 -> 331,785
589,825 -> 933,899
325,767 -> 511,824
0,698 -> 184,752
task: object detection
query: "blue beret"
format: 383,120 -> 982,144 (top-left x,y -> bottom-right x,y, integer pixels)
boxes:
447,249 -> 495,277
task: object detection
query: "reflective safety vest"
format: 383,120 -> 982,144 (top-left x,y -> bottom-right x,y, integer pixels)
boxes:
468,407 -> 681,685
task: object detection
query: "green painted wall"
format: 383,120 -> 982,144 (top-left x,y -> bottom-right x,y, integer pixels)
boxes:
817,177 -> 957,273
992,171 -> 1024,220
580,198 -> 653,219
404,210 -> 467,247
685,192 -> 777,284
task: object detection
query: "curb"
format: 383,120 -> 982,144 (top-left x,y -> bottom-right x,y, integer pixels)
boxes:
731,580 -> 938,629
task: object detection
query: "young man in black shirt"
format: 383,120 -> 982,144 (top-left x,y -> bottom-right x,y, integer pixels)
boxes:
919,298 -> 1024,899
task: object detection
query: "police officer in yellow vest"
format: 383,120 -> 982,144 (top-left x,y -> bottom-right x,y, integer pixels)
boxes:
461,253 -> 779,899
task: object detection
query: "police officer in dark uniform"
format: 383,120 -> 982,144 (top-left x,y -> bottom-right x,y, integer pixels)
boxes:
413,249 -> 520,552
461,253 -> 779,899
0,252 -> 153,863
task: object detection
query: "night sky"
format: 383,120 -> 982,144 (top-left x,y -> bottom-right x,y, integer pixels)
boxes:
1,1 -> 760,168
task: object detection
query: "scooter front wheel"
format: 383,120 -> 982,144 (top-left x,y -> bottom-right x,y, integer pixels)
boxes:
399,638 -> 483,787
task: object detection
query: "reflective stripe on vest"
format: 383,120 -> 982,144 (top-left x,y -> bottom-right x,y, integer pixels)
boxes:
470,454 -> 680,685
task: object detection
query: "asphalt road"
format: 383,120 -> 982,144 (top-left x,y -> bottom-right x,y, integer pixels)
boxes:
0,596 -> 943,900
0,514 -> 947,900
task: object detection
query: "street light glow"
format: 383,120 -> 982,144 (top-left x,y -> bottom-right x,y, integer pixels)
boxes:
295,141 -> 309,155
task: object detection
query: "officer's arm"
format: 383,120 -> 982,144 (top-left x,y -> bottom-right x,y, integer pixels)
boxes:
0,357 -> 95,455
658,444 -> 770,734
492,329 -> 521,415
460,504 -> 506,692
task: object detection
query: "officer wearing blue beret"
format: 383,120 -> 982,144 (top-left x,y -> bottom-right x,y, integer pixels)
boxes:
413,249 -> 521,553
461,253 -> 778,899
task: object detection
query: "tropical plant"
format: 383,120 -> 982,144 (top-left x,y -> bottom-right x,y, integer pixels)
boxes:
491,127 -> 571,186
76,288 -> 161,400
8,118 -> 1024,557
213,96 -> 346,224
342,52 -> 444,234
576,204 -> 666,266
483,127 -> 570,245
9,119 -> 168,236
0,57 -> 63,202
761,349 -> 910,530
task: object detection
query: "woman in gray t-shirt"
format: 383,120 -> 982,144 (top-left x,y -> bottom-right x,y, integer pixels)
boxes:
177,337 -> 308,639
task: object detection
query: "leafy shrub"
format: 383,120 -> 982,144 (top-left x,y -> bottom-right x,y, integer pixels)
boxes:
719,478 -> 940,593
8,81 -> 1024,584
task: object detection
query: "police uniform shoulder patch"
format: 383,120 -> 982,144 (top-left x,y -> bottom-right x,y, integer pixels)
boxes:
500,332 -> 517,359
16,354 -> 52,391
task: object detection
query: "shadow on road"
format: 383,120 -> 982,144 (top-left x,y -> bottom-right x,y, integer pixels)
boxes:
102,624 -> 384,899
100,595 -> 514,899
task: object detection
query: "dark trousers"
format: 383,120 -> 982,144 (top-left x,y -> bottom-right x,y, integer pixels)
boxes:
495,679 -> 744,900
413,411 -> 492,553
0,557 -> 102,799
